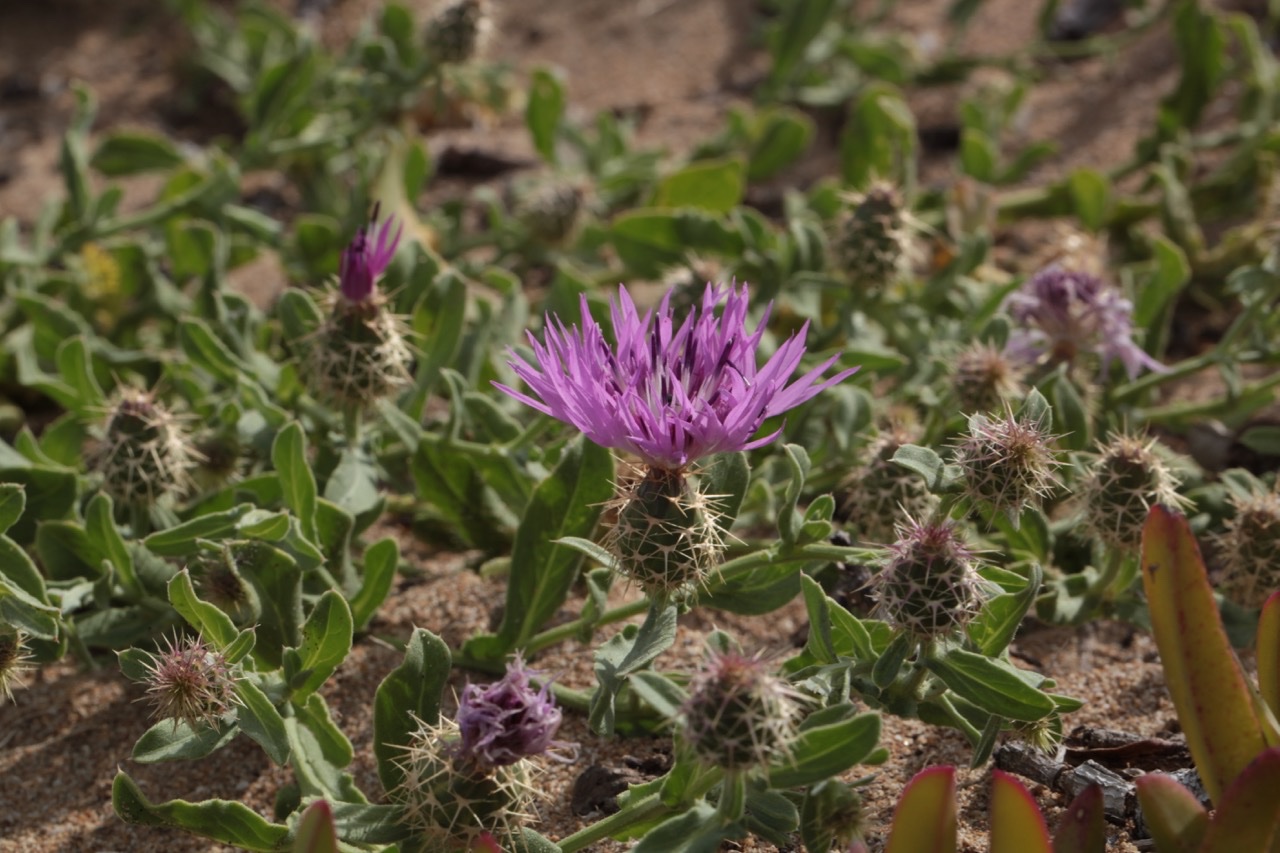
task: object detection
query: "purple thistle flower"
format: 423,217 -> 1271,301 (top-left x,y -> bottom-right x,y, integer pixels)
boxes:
339,205 -> 402,302
1003,265 -> 1166,380
456,656 -> 566,768
496,283 -> 859,471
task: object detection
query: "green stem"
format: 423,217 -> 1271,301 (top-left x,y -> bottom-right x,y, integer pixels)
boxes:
1110,352 -> 1219,403
522,541 -> 881,656
935,692 -> 983,745
1136,370 -> 1280,423
555,793 -> 669,853
1080,548 -> 1126,619
343,406 -> 363,449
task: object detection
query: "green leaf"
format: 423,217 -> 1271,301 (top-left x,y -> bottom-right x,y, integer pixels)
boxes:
0,484 -> 25,536
628,670 -> 688,719
747,108 -> 814,181
891,444 -> 947,492
767,0 -> 837,83
609,209 -> 744,279
495,437 -> 613,650
652,158 -> 746,214
143,505 -> 253,557
699,562 -> 802,616
179,318 -> 253,386
86,494 -> 138,595
526,67 -> 565,164
589,602 -> 679,735
0,570 -> 61,639
1135,236 -> 1190,328
873,631 -> 913,688
132,719 -> 238,763
1068,168 -> 1111,231
840,83 -> 916,189
350,537 -> 398,631
112,771 -> 290,851
926,647 -> 1056,722
272,423 -> 317,542
968,564 -> 1042,657
778,444 -> 811,546
239,540 -> 302,667
632,802 -> 730,853
234,679 -> 291,766
768,712 -> 881,788
91,130 -> 184,176
295,694 -> 354,769
0,466 -> 77,545
285,714 -> 366,803
287,591 -> 352,701
373,628 -> 451,792
168,570 -> 238,650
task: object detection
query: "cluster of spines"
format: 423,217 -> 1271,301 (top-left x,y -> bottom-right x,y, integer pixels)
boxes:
394,717 -> 537,851
875,517 -> 984,639
1215,488 -> 1280,609
832,182 -> 914,292
190,545 -> 259,626
953,407 -> 1060,522
606,465 -> 726,601
0,630 -> 30,703
838,429 -> 936,545
92,389 -> 198,508
511,178 -> 584,245
679,651 -> 802,773
1080,433 -> 1185,552
141,634 -> 237,730
306,295 -> 414,410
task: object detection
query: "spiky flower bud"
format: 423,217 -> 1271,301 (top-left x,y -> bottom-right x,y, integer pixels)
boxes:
801,780 -> 868,853
876,518 -> 984,639
1216,489 -> 1280,609
832,182 -> 914,292
395,717 -> 537,851
607,466 -> 724,600
838,430 -> 936,545
457,656 -> 568,768
92,390 -> 198,508
950,342 -> 1024,414
679,651 -> 802,773
424,0 -> 492,65
954,407 -> 1059,521
142,634 -> 237,730
307,211 -> 414,410
0,630 -> 31,703
512,178 -> 583,245
1081,434 -> 1185,552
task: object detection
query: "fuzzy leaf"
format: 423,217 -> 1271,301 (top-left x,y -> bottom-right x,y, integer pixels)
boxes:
0,484 -> 25,537
495,436 -> 612,650
112,771 -> 290,851
653,158 -> 746,214
990,771 -> 1051,853
1141,504 -> 1269,802
768,712 -> 881,789
273,423 -> 318,543
632,802 -> 731,853
526,67 -> 565,164
589,601 -> 679,735
168,570 -> 238,650
234,679 -> 291,766
925,648 -> 1056,722
143,505 -> 253,556
885,766 -> 957,853
373,628 -> 451,793
286,591 -> 352,701
132,719 -> 238,763
239,540 -> 302,666
350,537 -> 398,631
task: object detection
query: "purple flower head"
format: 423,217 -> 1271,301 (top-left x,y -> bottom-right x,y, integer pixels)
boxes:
456,656 -> 565,767
496,283 -> 859,470
339,205 -> 402,302
1004,265 -> 1166,380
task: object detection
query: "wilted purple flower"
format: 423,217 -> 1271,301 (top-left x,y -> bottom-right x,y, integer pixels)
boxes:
339,206 -> 402,302
496,284 -> 859,470
456,656 -> 566,767
1004,265 -> 1165,380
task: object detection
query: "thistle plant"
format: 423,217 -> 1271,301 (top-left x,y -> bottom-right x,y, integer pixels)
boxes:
304,208 -> 413,435
1081,433 -> 1185,554
949,341 -> 1024,414
1004,265 -> 1166,380
838,427 -> 936,545
953,405 -> 1060,523
1215,486 -> 1280,609
831,181 -> 915,293
510,176 -> 585,246
140,634 -> 238,730
395,656 -> 565,850
497,283 -> 857,599
874,516 -> 984,640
